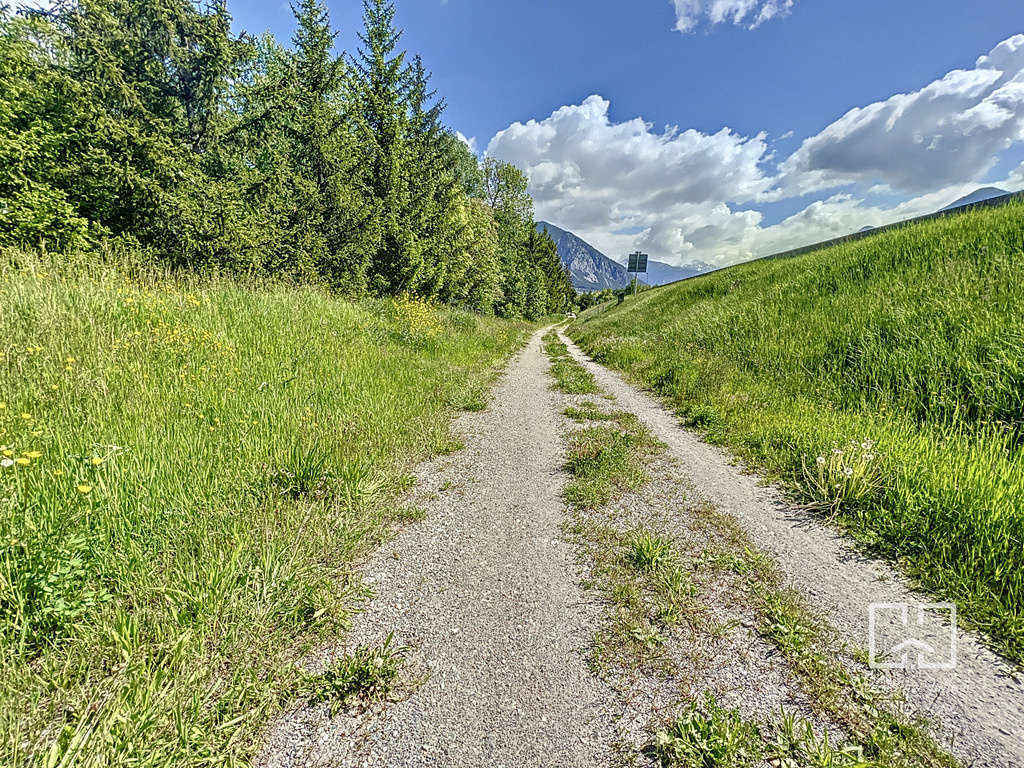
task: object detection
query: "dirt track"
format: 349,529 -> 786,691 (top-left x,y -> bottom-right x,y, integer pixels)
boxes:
259,327 -> 1024,767
559,329 -> 1024,767
259,329 -> 621,767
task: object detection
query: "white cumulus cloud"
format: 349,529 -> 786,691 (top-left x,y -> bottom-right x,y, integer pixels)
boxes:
486,95 -> 775,263
485,35 -> 1024,270
455,131 -> 478,155
781,34 -> 1024,195
487,95 -> 769,219
1008,160 -> 1024,190
671,0 -> 796,33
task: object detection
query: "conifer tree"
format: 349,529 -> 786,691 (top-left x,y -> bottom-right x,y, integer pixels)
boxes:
525,263 -> 548,320
353,0 -> 417,294
0,0 -> 558,312
406,56 -> 480,302
57,0 -> 253,267
405,54 -> 446,296
483,158 -> 535,318
288,0 -> 376,290
530,227 -> 575,314
0,10 -> 92,251
461,198 -> 504,313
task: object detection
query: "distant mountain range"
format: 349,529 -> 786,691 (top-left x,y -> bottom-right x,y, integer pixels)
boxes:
536,221 -> 714,292
940,186 -> 1008,211
644,258 -> 717,286
852,187 -> 1011,238
537,222 -> 628,291
539,187 -> 1017,292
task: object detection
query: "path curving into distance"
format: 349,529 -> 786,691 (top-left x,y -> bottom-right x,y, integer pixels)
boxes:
259,326 -> 1023,768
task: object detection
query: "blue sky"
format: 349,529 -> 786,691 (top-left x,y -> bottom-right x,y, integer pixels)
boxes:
228,0 -> 1024,266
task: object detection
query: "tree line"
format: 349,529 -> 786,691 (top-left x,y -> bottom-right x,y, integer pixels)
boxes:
0,0 -> 576,318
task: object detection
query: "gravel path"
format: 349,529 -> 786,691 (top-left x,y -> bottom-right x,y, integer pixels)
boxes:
557,433 -> 840,761
559,329 -> 1024,766
257,325 -> 1024,767
259,329 -> 620,768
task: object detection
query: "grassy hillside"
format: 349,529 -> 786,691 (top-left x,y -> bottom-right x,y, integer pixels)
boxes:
0,252 -> 524,766
569,201 -> 1024,662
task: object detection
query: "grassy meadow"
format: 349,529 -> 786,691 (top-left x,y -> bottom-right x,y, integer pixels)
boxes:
0,252 -> 524,766
569,200 -> 1024,661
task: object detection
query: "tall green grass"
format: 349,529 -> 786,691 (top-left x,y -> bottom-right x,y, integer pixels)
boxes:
0,252 -> 524,766
569,201 -> 1024,661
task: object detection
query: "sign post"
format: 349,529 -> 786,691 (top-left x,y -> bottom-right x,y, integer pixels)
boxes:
627,251 -> 648,296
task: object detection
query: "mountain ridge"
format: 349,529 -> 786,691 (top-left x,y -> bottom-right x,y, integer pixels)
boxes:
941,186 -> 1008,211
536,221 -> 715,291
536,221 -> 628,291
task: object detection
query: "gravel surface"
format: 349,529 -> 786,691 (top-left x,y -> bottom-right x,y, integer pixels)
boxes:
258,329 -> 622,768
559,431 -> 840,763
560,329 -> 1024,767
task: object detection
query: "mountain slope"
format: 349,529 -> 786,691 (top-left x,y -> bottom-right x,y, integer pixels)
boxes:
941,186 -> 1008,211
537,222 -> 629,291
537,221 -> 716,290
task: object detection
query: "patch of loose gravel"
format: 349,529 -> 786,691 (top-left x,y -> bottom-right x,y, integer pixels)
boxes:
258,329 -> 623,768
561,441 -> 841,764
559,329 -> 1024,767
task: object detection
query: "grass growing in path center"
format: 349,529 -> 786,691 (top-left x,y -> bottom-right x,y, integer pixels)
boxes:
301,634 -> 406,716
0,251 -> 526,767
543,329 -> 599,394
562,413 -> 662,508
546,343 -> 956,767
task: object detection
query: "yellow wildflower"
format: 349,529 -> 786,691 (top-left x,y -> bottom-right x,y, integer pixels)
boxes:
0,402 -> 5,409
89,457 -> 104,466
76,484 -> 93,494
24,451 -> 42,459
15,457 -> 29,467
20,413 -> 31,420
